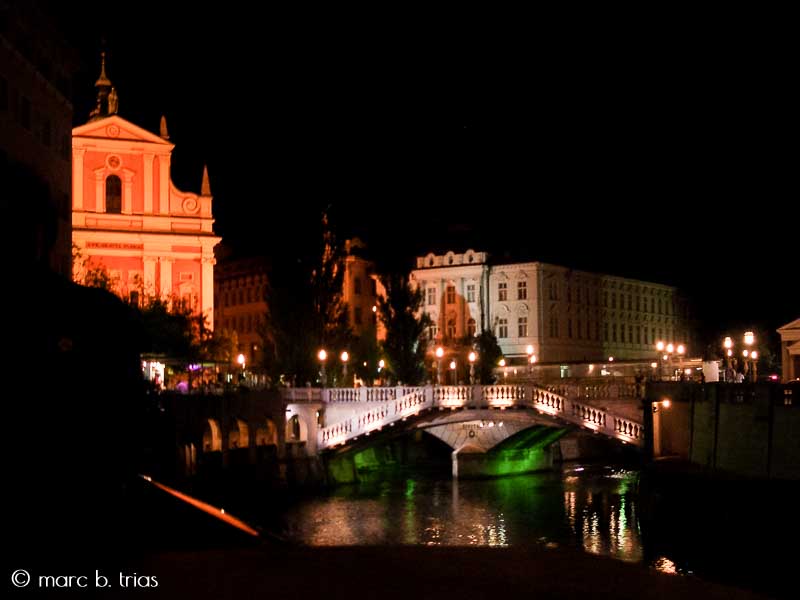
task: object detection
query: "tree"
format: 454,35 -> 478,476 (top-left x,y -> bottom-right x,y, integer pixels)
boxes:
262,212 -> 352,386
474,329 -> 503,384
378,274 -> 432,385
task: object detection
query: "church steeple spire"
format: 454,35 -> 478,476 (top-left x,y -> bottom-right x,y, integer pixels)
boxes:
201,164 -> 212,196
88,51 -> 118,121
160,115 -> 170,140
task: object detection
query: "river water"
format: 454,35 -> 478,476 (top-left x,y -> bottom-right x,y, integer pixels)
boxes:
276,464 -> 794,598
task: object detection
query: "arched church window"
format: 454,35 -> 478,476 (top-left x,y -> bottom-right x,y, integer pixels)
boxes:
106,175 -> 121,213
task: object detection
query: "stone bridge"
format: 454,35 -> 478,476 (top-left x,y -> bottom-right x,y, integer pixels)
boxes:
154,383 -> 644,483
282,384 -> 645,478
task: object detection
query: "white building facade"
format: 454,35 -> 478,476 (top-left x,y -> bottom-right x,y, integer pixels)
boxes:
410,250 -> 691,364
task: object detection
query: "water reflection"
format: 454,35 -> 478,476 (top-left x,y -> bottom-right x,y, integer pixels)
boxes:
282,465 -> 640,560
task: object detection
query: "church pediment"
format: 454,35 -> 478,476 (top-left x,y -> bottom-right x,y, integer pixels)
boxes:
73,115 -> 173,146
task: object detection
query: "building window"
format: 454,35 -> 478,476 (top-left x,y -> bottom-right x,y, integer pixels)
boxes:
549,314 -> 559,338
636,326 -> 641,345
467,318 -> 476,337
427,287 -> 436,306
466,284 -> 475,303
650,298 -> 655,313
611,293 -> 617,309
105,175 -> 122,213
658,298 -> 662,314
518,316 -> 528,338
636,296 -> 641,312
577,287 -> 582,304
354,277 -> 362,295
604,322 -> 609,342
429,324 -> 438,340
446,284 -> 455,304
577,319 -> 582,339
567,318 -> 573,338
354,307 -> 362,325
603,292 -> 608,307
549,281 -> 558,300
620,324 -> 626,343
612,324 -> 617,342
498,282 -> 507,302
447,318 -> 456,339
497,318 -> 508,338
517,281 -> 527,300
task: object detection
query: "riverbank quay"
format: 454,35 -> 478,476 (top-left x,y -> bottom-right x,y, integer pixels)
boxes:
111,543 -> 768,599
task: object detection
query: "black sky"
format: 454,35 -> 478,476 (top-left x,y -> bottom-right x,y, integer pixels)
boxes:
49,3 -> 797,347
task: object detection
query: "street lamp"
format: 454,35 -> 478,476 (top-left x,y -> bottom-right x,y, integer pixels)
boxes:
743,331 -> 756,382
468,351 -> 477,385
435,346 -> 444,385
526,345 -> 534,374
449,359 -> 457,385
654,340 -> 687,380
318,348 -> 327,388
340,351 -> 349,387
237,353 -> 246,384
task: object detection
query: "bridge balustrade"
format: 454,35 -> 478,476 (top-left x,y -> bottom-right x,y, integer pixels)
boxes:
308,384 -> 645,450
435,385 -> 472,408
483,385 -> 525,408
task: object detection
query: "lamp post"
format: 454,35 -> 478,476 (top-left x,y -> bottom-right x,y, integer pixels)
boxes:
723,336 -> 733,381
435,346 -> 444,385
468,351 -> 476,385
340,351 -> 349,387
449,359 -> 457,385
743,331 -> 756,382
655,340 -> 687,381
318,349 -> 327,388
526,345 -> 534,374
237,353 -> 245,382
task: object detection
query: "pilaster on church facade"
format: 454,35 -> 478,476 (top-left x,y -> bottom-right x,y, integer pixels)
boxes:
71,58 -> 220,325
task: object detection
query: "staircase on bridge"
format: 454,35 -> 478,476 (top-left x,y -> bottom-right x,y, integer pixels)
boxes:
283,385 -> 645,451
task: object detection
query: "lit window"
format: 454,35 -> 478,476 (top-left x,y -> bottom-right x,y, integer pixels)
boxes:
498,318 -> 508,338
517,281 -> 527,300
498,282 -> 507,302
466,284 -> 475,303
105,175 -> 121,213
427,287 -> 436,306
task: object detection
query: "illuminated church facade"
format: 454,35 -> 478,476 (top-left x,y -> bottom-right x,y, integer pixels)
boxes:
71,55 -> 220,325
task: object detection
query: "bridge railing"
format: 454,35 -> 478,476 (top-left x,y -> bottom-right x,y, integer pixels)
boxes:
314,384 -> 644,450
318,387 -> 433,449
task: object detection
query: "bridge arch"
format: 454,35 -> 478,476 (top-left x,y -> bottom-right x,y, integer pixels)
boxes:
255,419 -> 278,447
286,414 -> 308,443
228,418 -> 250,449
202,418 -> 222,452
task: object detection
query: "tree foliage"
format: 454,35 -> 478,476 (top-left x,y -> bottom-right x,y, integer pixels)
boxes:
378,274 -> 431,385
262,212 -> 352,386
474,329 -> 503,384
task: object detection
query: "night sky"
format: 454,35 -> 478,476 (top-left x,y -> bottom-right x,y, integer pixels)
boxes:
51,3 -> 796,348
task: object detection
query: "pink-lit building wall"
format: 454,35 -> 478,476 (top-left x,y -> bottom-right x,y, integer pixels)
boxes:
71,115 -> 220,324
